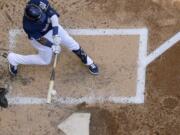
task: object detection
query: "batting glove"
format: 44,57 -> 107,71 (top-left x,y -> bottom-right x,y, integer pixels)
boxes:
53,35 -> 61,46
52,44 -> 61,54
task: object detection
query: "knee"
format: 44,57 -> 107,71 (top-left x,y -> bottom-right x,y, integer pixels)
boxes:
63,36 -> 80,51
70,42 -> 80,51
40,55 -> 52,65
39,49 -> 53,65
42,58 -> 51,65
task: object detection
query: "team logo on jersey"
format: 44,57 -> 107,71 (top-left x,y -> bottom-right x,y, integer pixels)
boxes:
39,1 -> 47,10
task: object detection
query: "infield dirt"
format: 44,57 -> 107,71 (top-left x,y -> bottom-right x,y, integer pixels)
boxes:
0,0 -> 180,135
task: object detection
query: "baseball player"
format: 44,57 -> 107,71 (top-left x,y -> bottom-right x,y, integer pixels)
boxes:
7,0 -> 99,76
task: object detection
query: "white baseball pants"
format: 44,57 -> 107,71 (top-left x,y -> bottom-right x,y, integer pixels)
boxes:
8,25 -> 93,66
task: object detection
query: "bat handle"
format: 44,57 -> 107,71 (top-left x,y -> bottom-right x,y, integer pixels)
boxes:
53,53 -> 58,68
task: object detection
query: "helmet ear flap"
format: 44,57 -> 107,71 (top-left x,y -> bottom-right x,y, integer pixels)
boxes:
24,4 -> 43,21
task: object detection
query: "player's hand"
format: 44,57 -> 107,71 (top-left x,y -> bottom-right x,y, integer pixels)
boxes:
52,45 -> 61,54
53,35 -> 61,46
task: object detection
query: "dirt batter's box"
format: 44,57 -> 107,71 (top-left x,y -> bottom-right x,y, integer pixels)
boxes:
8,28 -> 148,105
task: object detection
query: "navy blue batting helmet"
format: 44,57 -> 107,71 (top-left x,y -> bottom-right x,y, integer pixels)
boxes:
25,4 -> 46,22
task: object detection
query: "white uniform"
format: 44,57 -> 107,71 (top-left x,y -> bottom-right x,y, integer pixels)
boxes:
7,0 -> 99,76
8,23 -> 93,67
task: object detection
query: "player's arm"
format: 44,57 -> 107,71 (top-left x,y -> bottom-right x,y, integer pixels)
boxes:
26,28 -> 60,54
51,15 -> 59,36
23,27 -> 53,48
49,15 -> 61,54
50,15 -> 61,46
25,30 -> 60,53
39,0 -> 61,46
37,37 -> 53,48
23,28 -> 53,49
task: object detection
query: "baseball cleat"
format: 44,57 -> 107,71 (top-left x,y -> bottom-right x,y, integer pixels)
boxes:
88,63 -> 99,75
8,64 -> 18,76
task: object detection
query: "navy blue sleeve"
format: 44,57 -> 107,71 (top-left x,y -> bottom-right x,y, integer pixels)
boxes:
37,37 -> 53,47
52,26 -> 58,36
29,32 -> 42,40
26,31 -> 42,40
23,17 -> 43,40
24,26 -> 53,47
46,6 -> 60,18
23,25 -> 42,40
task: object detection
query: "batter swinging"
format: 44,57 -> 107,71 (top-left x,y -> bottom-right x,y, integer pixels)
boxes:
8,0 -> 99,76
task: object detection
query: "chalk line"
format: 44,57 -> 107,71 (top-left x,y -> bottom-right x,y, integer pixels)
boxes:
8,96 -> 139,105
135,28 -> 148,103
9,28 -> 147,36
146,32 -> 180,66
9,29 -> 23,50
66,28 -> 148,35
8,28 -> 148,105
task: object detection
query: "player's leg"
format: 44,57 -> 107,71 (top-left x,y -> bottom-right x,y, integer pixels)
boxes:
7,39 -> 53,75
57,25 -> 99,75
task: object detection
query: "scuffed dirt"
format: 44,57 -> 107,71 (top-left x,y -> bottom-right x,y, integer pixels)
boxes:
0,0 -> 180,135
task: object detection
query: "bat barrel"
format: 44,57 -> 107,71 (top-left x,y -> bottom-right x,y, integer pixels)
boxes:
47,53 -> 59,103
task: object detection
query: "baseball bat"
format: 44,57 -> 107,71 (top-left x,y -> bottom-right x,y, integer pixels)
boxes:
47,53 -> 58,103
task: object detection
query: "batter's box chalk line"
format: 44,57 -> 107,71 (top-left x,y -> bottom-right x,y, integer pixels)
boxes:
8,28 -> 149,105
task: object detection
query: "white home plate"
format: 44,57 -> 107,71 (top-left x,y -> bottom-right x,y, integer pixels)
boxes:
58,113 -> 91,135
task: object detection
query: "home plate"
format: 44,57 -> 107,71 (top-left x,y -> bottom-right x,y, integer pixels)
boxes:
58,113 -> 91,135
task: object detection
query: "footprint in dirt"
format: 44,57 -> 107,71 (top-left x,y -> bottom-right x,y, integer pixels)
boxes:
4,74 -> 35,86
0,65 -> 5,79
0,63 -> 10,81
0,63 -> 35,86
16,75 -> 35,86
161,96 -> 179,110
